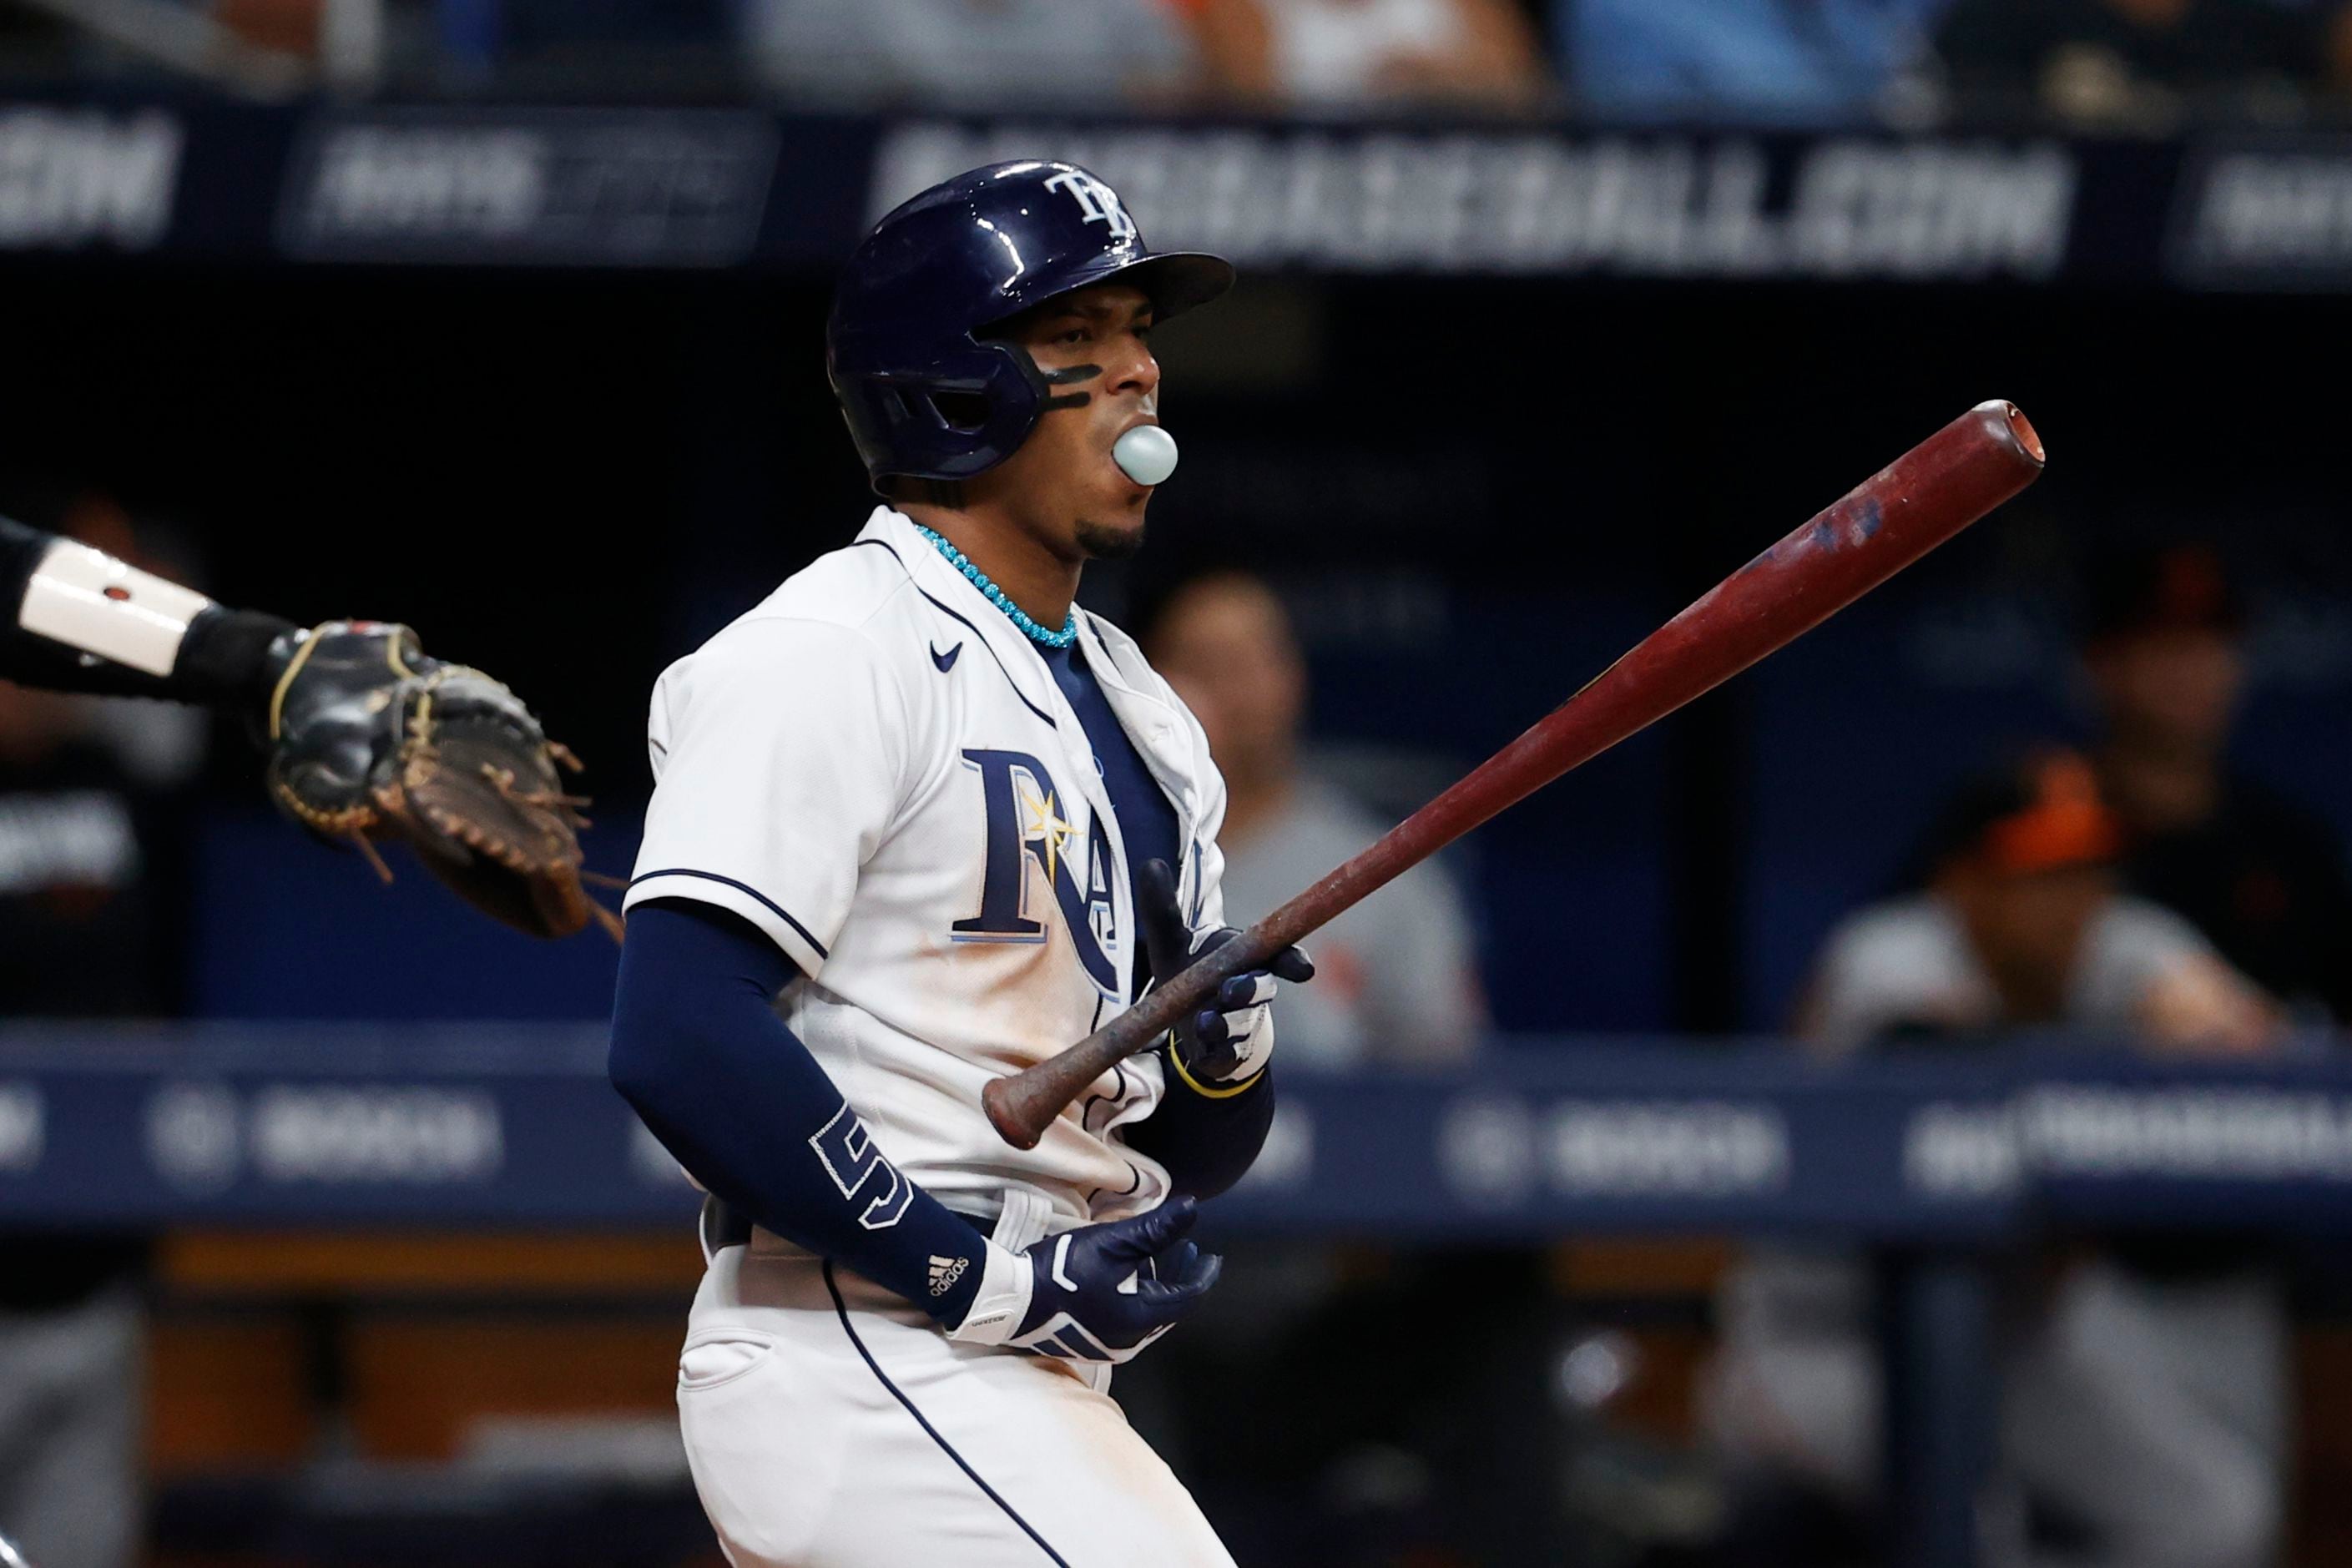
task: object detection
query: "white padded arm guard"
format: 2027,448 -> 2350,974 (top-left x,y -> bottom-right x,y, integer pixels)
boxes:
18,539 -> 212,675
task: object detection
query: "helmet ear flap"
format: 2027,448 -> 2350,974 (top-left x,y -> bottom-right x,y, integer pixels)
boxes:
836,340 -> 1049,492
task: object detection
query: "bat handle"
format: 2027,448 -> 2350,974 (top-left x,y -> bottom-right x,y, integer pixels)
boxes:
982,928 -> 1273,1149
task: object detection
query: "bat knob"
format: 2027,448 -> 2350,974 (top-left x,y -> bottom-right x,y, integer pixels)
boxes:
982,1076 -> 1044,1152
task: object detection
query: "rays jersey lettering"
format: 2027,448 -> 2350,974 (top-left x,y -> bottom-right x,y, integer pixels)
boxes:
953,748 -> 1119,996
626,507 -> 1230,1224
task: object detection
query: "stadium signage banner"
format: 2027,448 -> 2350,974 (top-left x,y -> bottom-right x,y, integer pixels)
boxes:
277,108 -> 779,266
2168,138 -> 2352,290
875,122 -> 2079,283
0,1081 -> 39,1173
1433,1095 -> 1792,1203
0,106 -> 179,250
3,1032 -> 2352,1235
7,101 -> 2352,288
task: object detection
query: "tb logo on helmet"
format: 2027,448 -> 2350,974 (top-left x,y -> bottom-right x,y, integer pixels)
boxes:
1042,170 -> 1137,243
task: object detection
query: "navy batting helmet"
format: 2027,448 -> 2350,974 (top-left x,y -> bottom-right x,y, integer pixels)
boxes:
826,161 -> 1234,492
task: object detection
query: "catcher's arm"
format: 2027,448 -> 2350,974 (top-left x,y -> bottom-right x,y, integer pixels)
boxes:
0,515 -> 610,940
0,512 -> 292,705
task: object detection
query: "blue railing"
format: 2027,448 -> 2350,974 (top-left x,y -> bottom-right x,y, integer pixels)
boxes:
4,1025 -> 2350,1237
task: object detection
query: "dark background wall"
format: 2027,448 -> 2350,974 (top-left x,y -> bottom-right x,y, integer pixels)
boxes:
8,263 -> 2347,1031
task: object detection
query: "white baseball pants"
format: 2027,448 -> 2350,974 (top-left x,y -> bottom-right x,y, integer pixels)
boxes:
676,1239 -> 1235,1568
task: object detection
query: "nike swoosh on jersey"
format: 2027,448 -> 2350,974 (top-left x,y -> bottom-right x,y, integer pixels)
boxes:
931,642 -> 963,672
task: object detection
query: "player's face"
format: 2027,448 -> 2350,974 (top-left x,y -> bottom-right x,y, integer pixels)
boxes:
2086,628 -> 2244,758
1151,577 -> 1307,780
1946,858 -> 2113,1020
981,284 -> 1162,561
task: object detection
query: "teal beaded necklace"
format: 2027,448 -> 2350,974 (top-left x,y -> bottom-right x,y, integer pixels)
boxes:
914,524 -> 1078,648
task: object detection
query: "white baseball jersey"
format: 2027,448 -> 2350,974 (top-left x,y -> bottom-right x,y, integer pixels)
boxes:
626,505 -> 1228,1234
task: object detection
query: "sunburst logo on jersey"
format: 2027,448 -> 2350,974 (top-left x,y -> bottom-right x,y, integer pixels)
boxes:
1015,777 -> 1073,884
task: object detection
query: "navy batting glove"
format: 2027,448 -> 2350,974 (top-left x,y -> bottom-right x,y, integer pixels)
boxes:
1136,858 -> 1312,1087
945,1198 -> 1221,1364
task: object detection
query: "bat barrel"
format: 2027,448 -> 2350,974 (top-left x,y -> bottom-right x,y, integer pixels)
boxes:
986,401 -> 2046,1150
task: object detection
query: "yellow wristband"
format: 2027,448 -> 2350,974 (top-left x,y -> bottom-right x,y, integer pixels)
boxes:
1167,1038 -> 1264,1100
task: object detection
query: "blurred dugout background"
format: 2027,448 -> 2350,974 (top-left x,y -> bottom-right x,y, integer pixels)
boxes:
6,1 -> 2352,1565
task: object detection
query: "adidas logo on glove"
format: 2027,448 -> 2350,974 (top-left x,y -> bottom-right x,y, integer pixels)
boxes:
928,1255 -> 969,1296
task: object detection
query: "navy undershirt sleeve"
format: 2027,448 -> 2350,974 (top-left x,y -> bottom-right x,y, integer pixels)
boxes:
1122,1061 -> 1275,1202
1044,637 -> 1274,1199
608,898 -> 991,1326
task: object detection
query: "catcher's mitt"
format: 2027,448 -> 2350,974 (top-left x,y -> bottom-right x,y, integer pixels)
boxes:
264,621 -> 618,940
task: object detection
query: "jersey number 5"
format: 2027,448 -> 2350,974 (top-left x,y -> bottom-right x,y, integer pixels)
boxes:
809,1103 -> 915,1230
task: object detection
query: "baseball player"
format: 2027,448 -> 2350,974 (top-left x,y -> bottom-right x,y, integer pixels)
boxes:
0,511 -> 596,935
608,161 -> 1313,1566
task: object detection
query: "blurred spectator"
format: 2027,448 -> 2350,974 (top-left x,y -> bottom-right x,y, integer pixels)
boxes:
2083,542 -> 2352,1025
1177,0 -> 1548,110
735,0 -> 1194,107
1935,0 -> 2329,121
1562,0 -> 1951,124
1124,573 -> 1541,1563
0,676 -> 171,1568
1141,570 -> 1485,1066
1705,752 -> 2285,1568
212,0 -> 321,60
1799,751 -> 2275,1048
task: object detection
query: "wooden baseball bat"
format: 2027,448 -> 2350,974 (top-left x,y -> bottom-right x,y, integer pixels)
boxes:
984,400 -> 2046,1149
